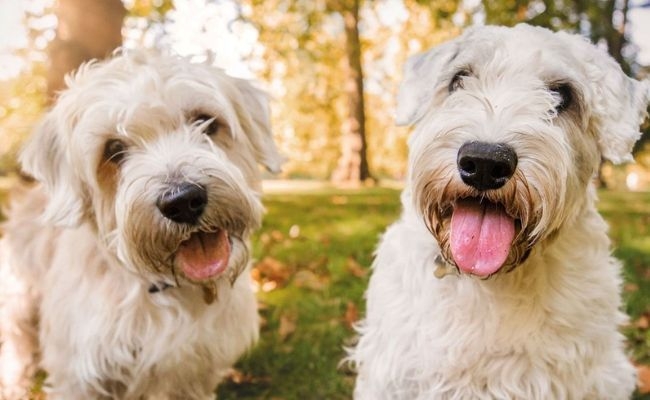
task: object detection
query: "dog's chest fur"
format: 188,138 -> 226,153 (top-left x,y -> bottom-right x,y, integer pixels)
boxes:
355,205 -> 634,399
18,210 -> 257,398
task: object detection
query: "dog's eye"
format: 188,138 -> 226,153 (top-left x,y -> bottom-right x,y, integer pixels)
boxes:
192,113 -> 221,136
103,139 -> 127,164
449,70 -> 470,93
549,83 -> 573,113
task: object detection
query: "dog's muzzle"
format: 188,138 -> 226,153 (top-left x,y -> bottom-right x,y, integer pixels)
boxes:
447,141 -> 518,277
156,182 -> 232,283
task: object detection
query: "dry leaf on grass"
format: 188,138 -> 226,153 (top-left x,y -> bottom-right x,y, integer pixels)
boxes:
259,232 -> 272,246
635,314 -> 650,329
637,364 -> 650,394
270,230 -> 285,242
344,301 -> 359,329
346,256 -> 367,278
253,256 -> 291,287
225,368 -> 271,385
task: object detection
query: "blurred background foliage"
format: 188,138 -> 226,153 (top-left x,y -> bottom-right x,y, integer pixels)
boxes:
1,0 -> 649,184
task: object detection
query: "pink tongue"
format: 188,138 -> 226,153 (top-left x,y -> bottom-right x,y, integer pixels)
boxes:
450,200 -> 515,277
175,230 -> 230,281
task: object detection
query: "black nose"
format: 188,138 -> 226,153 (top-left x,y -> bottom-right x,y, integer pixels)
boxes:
156,183 -> 207,224
457,141 -> 518,191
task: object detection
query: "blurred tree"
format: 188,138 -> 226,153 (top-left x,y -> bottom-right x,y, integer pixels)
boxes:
47,0 -> 126,98
243,0 -> 462,181
329,0 -> 371,183
0,68 -> 49,174
481,0 -> 633,73
0,0 -> 167,174
0,2 -> 54,174
241,0 -> 343,179
245,0 -> 372,184
128,0 -> 174,17
361,0 -> 461,179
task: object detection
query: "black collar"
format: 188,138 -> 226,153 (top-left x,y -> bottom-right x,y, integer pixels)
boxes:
148,282 -> 173,294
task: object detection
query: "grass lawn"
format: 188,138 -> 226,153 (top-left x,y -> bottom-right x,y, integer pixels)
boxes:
217,186 -> 401,399
217,186 -> 650,400
0,183 -> 648,398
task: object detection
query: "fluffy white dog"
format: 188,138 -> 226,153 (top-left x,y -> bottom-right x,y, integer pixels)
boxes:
0,51 -> 282,399
349,24 -> 650,399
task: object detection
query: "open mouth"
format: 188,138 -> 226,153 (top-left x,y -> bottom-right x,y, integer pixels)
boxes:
449,198 -> 516,277
174,229 -> 231,281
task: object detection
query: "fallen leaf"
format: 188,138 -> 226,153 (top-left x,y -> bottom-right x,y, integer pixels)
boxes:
636,314 -> 649,329
346,256 -> 367,278
270,230 -> 284,242
250,267 -> 261,282
254,257 -> 291,286
225,368 -> 272,385
637,364 -> 650,394
226,368 -> 246,384
259,232 -> 271,246
344,301 -> 359,329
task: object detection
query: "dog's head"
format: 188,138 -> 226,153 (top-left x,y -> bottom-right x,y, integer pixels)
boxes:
397,24 -> 650,277
21,50 -> 283,290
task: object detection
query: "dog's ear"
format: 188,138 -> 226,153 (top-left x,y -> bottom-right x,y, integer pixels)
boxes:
569,33 -> 650,163
595,72 -> 650,163
231,78 -> 285,173
20,114 -> 87,226
396,41 -> 458,126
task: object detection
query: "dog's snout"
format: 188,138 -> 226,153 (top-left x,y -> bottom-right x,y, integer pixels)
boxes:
457,141 -> 517,191
157,183 -> 207,224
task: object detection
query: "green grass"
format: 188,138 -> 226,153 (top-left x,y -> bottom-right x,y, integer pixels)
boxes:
599,191 -> 650,374
217,187 -> 400,399
217,186 -> 650,399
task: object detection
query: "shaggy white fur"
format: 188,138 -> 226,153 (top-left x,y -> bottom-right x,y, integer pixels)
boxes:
349,24 -> 650,400
0,51 -> 282,399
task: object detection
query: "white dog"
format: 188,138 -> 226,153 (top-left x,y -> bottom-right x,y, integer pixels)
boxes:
349,24 -> 650,399
0,51 -> 282,399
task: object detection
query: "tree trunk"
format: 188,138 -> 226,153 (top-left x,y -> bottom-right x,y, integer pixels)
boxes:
47,0 -> 126,100
331,0 -> 372,184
